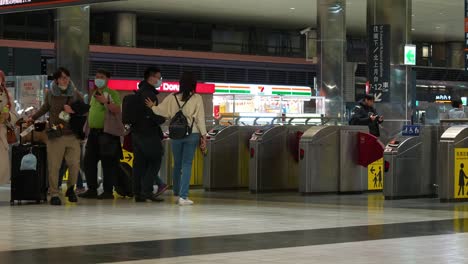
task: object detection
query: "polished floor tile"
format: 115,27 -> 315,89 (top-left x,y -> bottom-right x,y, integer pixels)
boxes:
1,185 -> 468,264
104,233 -> 468,264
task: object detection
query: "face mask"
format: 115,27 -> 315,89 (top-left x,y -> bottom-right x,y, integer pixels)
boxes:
58,85 -> 68,91
95,79 -> 106,88
154,79 -> 162,88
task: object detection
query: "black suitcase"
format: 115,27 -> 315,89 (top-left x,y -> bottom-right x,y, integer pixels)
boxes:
10,124 -> 48,206
115,162 -> 133,198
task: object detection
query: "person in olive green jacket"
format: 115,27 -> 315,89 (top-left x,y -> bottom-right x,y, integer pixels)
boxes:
29,67 -> 84,206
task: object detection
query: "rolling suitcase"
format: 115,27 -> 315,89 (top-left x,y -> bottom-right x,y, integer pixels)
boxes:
115,162 -> 133,198
10,123 -> 48,205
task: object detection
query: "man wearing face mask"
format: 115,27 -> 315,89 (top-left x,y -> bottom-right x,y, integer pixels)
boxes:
80,69 -> 122,200
29,67 -> 84,206
130,67 -> 168,202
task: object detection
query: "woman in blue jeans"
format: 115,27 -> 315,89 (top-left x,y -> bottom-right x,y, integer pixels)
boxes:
146,72 -> 207,205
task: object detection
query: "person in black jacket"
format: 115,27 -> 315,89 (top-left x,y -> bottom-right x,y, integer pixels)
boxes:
131,67 -> 168,202
349,94 -> 384,137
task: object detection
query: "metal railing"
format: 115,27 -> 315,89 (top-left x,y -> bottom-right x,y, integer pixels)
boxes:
214,115 -> 343,126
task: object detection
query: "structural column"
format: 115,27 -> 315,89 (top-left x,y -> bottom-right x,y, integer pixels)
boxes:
367,0 -> 413,141
317,0 -> 346,118
447,42 -> 464,69
55,6 -> 90,93
115,13 -> 137,47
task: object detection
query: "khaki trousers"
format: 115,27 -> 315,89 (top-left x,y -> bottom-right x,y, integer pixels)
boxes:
47,135 -> 80,196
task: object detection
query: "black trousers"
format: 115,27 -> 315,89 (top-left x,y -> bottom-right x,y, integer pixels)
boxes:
84,129 -> 121,193
132,132 -> 164,197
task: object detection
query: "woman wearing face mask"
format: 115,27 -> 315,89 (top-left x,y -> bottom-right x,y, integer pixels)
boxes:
0,70 -> 18,185
29,67 -> 85,206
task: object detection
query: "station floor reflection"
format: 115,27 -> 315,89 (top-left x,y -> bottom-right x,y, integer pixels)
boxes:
1,186 -> 468,264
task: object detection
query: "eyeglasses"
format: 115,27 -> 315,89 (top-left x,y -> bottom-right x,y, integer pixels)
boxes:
151,75 -> 162,80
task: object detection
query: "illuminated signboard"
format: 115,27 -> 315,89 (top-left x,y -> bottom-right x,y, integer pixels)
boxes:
434,94 -> 452,103
92,80 -> 312,97
462,97 -> 467,106
404,44 -> 416,65
92,79 -> 216,94
0,0 -> 117,14
211,83 -> 312,96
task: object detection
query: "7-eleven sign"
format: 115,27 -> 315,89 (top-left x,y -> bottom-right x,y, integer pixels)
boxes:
255,85 -> 271,95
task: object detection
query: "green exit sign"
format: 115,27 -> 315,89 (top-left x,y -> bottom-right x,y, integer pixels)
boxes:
404,44 -> 416,65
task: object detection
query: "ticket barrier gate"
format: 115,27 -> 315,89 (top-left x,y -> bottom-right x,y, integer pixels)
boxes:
438,126 -> 468,202
159,138 -> 172,184
383,126 -> 440,200
299,126 -> 372,194
203,125 -> 258,190
249,125 -> 308,192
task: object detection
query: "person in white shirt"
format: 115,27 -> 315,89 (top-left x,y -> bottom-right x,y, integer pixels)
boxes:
145,72 -> 207,206
449,99 -> 466,120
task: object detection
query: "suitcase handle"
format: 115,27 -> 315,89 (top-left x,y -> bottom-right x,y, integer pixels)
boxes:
16,119 -> 35,145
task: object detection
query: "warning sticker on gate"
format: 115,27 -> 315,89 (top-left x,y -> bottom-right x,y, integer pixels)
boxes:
454,148 -> 468,199
120,147 -> 134,167
368,158 -> 384,191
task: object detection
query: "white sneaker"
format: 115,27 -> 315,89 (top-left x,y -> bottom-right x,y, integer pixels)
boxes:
178,198 -> 194,206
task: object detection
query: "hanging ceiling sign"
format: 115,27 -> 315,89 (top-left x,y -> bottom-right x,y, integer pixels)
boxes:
0,0 -> 117,14
367,24 -> 391,103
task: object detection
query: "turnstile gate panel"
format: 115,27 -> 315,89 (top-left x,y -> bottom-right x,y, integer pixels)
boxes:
249,125 -> 308,192
384,125 -> 440,199
438,126 -> 468,202
299,126 -> 369,194
384,137 -> 422,199
203,126 -> 238,190
339,127 -> 367,193
299,126 -> 341,193
203,125 -> 259,190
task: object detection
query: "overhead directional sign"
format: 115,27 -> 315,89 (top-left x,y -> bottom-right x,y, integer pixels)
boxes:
404,44 -> 416,65
368,24 -> 391,103
0,0 -> 117,14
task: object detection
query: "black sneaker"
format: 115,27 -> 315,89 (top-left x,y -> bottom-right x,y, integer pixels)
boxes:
50,196 -> 62,206
134,194 -> 164,203
154,184 -> 169,197
65,187 -> 78,203
115,187 -> 134,198
97,192 -> 114,200
78,189 -> 98,199
146,194 -> 165,202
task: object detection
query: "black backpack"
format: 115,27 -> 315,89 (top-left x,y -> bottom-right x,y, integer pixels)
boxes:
122,91 -> 142,125
169,94 -> 193,139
